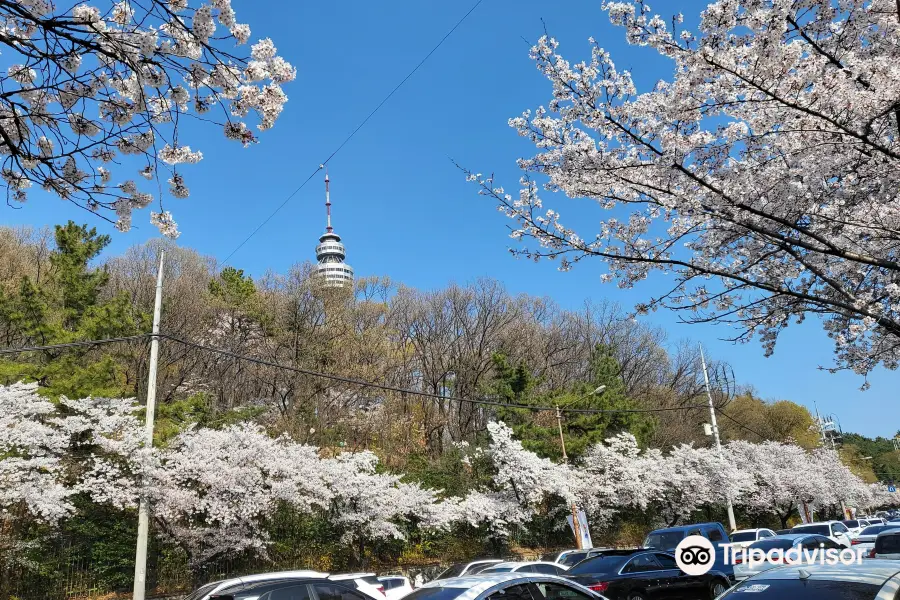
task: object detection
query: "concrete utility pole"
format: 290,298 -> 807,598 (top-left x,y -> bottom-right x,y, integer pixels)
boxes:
132,251 -> 164,600
556,405 -> 583,548
700,344 -> 737,532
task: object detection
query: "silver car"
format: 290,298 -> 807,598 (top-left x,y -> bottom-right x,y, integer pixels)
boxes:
732,534 -> 839,581
718,562 -> 900,600
854,525 -> 900,558
407,573 -> 605,600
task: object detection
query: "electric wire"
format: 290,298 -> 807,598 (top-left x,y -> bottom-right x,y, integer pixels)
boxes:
0,334 -> 151,355
156,333 -> 711,416
220,0 -> 486,265
714,407 -> 770,440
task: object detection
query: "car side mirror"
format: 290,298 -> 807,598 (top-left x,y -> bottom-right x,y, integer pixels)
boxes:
836,532 -> 845,537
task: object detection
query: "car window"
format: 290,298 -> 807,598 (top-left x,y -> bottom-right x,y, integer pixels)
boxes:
559,551 -> 588,567
267,585 -> 313,600
759,530 -> 773,538
706,528 -> 725,542
749,539 -> 796,552
643,532 -> 684,550
832,523 -> 849,534
567,555 -> 628,575
622,554 -> 661,573
468,563 -> 498,575
435,564 -> 466,579
313,584 -> 368,600
653,553 -> 677,569
532,582 -> 593,600
532,564 -> 561,575
517,565 -> 536,573
485,583 -> 536,600
791,525 -> 830,536
687,528 -> 701,536
842,520 -> 859,528
730,531 -> 758,542
185,582 -> 220,600
877,535 -> 900,554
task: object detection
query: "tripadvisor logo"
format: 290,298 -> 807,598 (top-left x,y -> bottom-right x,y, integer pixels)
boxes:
675,535 -> 715,576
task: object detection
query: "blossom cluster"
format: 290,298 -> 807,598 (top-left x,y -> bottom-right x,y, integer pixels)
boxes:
0,0 -> 296,237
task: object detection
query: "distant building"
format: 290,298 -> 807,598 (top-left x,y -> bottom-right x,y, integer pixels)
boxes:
314,170 -> 354,287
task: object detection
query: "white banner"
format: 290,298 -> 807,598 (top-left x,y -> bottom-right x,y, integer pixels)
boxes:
567,508 -> 592,549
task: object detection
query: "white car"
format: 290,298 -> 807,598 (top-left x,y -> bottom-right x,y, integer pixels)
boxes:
183,570 -> 330,600
378,576 -> 413,600
790,520 -> 853,547
728,528 -> 777,548
477,561 -> 569,576
330,573 -> 386,599
852,524 -> 900,557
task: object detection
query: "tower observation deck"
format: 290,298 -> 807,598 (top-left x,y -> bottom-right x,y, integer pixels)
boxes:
314,170 -> 354,287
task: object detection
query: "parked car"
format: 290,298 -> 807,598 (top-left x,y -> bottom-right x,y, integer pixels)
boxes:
732,534 -> 840,581
642,522 -> 733,580
716,562 -> 900,599
642,522 -> 729,550
183,570 -> 330,600
542,548 -> 612,567
728,528 -> 777,548
788,520 -> 853,547
403,573 -> 603,600
842,518 -> 872,536
329,574 -> 387,598
564,548 -> 730,600
209,576 -> 392,600
852,524 -> 900,557
477,561 -> 569,576
874,529 -> 900,559
378,576 -> 414,600
433,560 -> 503,580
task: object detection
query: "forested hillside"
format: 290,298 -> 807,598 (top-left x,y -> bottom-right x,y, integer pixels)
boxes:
1,223 -> 895,598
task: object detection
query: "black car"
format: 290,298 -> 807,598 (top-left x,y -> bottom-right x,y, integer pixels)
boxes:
210,578 -> 372,600
564,550 -> 730,600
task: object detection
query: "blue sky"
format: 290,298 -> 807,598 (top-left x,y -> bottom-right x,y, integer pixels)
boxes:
6,0 -> 898,439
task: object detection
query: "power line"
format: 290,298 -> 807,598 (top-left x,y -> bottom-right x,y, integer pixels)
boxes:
158,333 -> 710,416
0,331 -> 711,416
714,407 -> 770,440
221,0 -> 486,265
0,334 -> 151,355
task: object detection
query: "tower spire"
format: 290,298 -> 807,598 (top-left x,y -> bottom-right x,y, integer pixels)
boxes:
324,167 -> 333,233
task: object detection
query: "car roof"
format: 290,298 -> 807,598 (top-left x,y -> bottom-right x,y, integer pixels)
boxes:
733,528 -> 767,533
214,577 -> 338,595
758,562 -> 900,585
649,523 -> 721,533
793,521 -> 837,526
468,559 -> 503,566
487,561 -> 563,569
207,571 -> 330,595
330,573 -> 376,580
421,574 -> 578,600
767,533 -> 813,541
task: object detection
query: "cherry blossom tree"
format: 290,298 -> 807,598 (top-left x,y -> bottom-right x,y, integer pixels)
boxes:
471,0 -> 900,377
0,0 -> 296,237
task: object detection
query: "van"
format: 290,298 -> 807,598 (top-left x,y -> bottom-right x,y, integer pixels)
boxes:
643,522 -> 734,581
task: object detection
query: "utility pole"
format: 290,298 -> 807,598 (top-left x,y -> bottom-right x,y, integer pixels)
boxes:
700,344 -> 737,532
556,405 -> 582,549
132,251 -> 164,600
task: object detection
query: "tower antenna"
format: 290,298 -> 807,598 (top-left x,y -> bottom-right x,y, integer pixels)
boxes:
324,167 -> 333,233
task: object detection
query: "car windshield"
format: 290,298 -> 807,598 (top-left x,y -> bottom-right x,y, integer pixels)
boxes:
723,579 -> 880,600
466,563 -> 497,575
791,525 -> 830,536
435,564 -> 466,580
643,531 -> 684,549
404,588 -> 468,600
184,582 -> 220,600
559,552 -> 588,566
842,520 -> 860,528
730,531 -> 758,542
567,555 -> 628,575
747,538 -> 796,551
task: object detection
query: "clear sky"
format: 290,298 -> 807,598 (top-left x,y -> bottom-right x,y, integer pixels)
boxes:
6,0 -> 898,439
